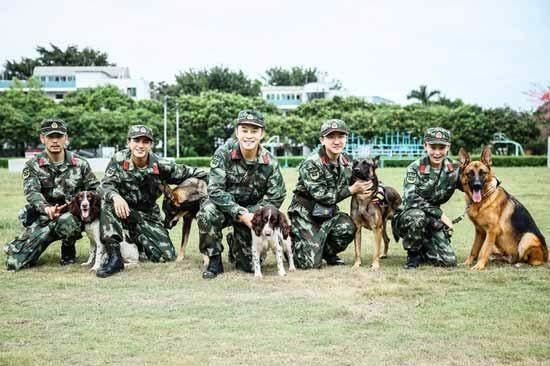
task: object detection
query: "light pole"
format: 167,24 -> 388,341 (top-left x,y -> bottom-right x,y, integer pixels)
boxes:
176,100 -> 180,159
163,96 -> 168,157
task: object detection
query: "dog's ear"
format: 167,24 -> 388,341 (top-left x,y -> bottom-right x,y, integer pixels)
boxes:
90,192 -> 101,214
251,210 -> 263,237
352,160 -> 358,168
458,148 -> 470,167
373,155 -> 380,169
481,146 -> 492,167
161,184 -> 174,201
69,196 -> 80,218
278,211 -> 291,239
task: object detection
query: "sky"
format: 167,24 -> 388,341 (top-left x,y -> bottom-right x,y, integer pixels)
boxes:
1,0 -> 548,110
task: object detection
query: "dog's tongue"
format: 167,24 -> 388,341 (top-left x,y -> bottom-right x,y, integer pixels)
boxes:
472,190 -> 482,203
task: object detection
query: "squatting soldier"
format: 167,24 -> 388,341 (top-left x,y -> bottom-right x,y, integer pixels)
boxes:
96,125 -> 207,278
393,127 -> 460,269
199,110 -> 286,279
4,119 -> 99,270
289,119 -> 373,269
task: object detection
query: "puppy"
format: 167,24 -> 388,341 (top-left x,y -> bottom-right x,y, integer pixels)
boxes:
69,191 -> 139,271
161,178 -> 207,261
250,206 -> 295,277
459,147 -> 547,270
350,156 -> 402,269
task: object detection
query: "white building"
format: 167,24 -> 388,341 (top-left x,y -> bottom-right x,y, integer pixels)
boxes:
0,66 -> 150,101
261,82 -> 394,112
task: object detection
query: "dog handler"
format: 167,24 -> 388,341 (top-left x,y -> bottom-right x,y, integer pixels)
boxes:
289,119 -> 373,269
199,110 -> 286,279
393,127 -> 461,269
4,119 -> 99,270
96,125 -> 207,278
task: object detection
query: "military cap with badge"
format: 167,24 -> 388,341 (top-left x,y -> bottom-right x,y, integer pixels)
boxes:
41,119 -> 68,136
424,127 -> 451,146
128,125 -> 154,141
236,110 -> 265,129
320,119 -> 349,137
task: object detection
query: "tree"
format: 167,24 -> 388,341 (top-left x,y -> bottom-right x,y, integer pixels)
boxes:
263,67 -> 319,86
151,66 -> 261,99
3,43 -> 114,79
407,85 -> 441,105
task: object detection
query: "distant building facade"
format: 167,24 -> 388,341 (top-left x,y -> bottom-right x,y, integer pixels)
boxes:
0,66 -> 150,101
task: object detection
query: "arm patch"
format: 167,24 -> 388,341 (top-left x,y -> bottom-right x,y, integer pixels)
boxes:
406,171 -> 417,184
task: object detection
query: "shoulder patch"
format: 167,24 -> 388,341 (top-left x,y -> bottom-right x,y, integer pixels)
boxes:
306,163 -> 322,181
22,167 -> 31,179
406,171 -> 417,184
106,167 -> 115,176
211,154 -> 223,169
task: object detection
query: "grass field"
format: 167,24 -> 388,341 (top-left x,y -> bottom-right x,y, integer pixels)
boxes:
1,167 -> 549,366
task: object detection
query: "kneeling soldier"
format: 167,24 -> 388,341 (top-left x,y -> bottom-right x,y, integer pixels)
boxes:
4,119 -> 99,270
199,110 -> 286,279
96,125 -> 207,278
289,119 -> 373,269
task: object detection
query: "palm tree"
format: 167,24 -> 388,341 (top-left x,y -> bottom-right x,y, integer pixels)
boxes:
407,85 -> 441,105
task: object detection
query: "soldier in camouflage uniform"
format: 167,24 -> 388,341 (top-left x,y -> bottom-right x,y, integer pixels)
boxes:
199,110 -> 286,279
393,127 -> 461,269
289,119 -> 373,269
96,125 -> 207,278
4,119 -> 99,271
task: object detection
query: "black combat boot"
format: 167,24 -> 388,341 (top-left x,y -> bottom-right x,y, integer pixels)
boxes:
323,253 -> 345,266
96,246 -> 124,278
60,239 -> 76,265
202,255 -> 224,279
403,251 -> 422,269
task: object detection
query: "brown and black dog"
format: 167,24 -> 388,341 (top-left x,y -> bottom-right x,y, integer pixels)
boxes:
161,178 -> 207,261
458,147 -> 548,270
350,157 -> 402,269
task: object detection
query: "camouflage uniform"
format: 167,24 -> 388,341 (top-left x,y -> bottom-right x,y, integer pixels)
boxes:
197,137 -> 286,272
289,120 -> 356,269
98,147 -> 207,262
393,128 -> 461,267
4,120 -> 99,270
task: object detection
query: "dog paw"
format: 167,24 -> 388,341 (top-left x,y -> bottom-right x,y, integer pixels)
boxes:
254,273 -> 263,278
176,256 -> 184,262
379,255 -> 388,259
288,266 -> 296,272
370,263 -> 380,271
278,271 -> 286,277
352,262 -> 361,269
463,257 -> 475,266
471,262 -> 486,271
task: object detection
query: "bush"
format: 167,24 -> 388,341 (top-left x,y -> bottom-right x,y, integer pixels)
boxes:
0,159 -> 8,168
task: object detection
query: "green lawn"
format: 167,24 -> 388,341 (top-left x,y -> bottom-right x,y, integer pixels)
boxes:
1,167 -> 549,366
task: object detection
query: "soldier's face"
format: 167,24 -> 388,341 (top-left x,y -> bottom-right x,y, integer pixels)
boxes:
320,132 -> 347,157
128,137 -> 153,159
40,133 -> 68,154
424,142 -> 450,167
236,124 -> 264,152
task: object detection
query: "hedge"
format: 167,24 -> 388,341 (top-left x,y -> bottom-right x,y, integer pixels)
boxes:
176,155 -> 549,168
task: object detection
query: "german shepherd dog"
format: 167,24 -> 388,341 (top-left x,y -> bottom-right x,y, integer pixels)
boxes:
161,178 -> 207,261
458,147 -> 548,270
350,157 -> 402,269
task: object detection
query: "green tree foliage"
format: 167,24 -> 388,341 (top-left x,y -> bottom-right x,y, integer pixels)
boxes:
263,66 -> 319,86
407,85 -> 441,105
151,66 -> 261,99
3,43 -> 114,79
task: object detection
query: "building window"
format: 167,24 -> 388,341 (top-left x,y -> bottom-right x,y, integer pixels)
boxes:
296,94 -> 301,100
127,87 -> 137,97
61,76 -> 66,82
55,94 -> 64,100
68,76 -> 74,81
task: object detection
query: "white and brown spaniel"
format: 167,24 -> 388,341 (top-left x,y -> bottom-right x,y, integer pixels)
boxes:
250,206 -> 295,277
69,191 -> 139,271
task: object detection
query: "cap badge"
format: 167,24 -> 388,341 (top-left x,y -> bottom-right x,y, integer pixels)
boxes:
51,122 -> 58,129
435,132 -> 443,139
246,114 -> 254,120
331,122 -> 338,129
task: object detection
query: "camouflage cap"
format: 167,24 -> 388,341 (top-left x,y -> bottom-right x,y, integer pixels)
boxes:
236,110 -> 265,128
320,119 -> 349,137
40,119 -> 67,136
424,127 -> 451,146
127,125 -> 154,141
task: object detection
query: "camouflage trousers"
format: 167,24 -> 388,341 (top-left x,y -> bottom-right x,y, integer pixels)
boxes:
4,212 -> 81,271
100,203 -> 175,262
394,208 -> 456,267
196,199 -> 256,273
288,203 -> 356,269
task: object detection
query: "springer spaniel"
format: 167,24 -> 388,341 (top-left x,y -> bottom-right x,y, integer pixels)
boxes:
69,191 -> 139,271
250,206 -> 296,277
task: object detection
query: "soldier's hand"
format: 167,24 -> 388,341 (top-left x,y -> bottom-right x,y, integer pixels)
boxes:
112,195 -> 130,219
440,214 -> 453,230
349,180 -> 373,195
237,212 -> 254,229
45,204 -> 67,220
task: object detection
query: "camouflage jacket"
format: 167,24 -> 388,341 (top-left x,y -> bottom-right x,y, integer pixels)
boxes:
98,149 -> 207,212
399,155 -> 461,218
208,139 -> 286,219
22,150 -> 99,214
290,146 -> 352,210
